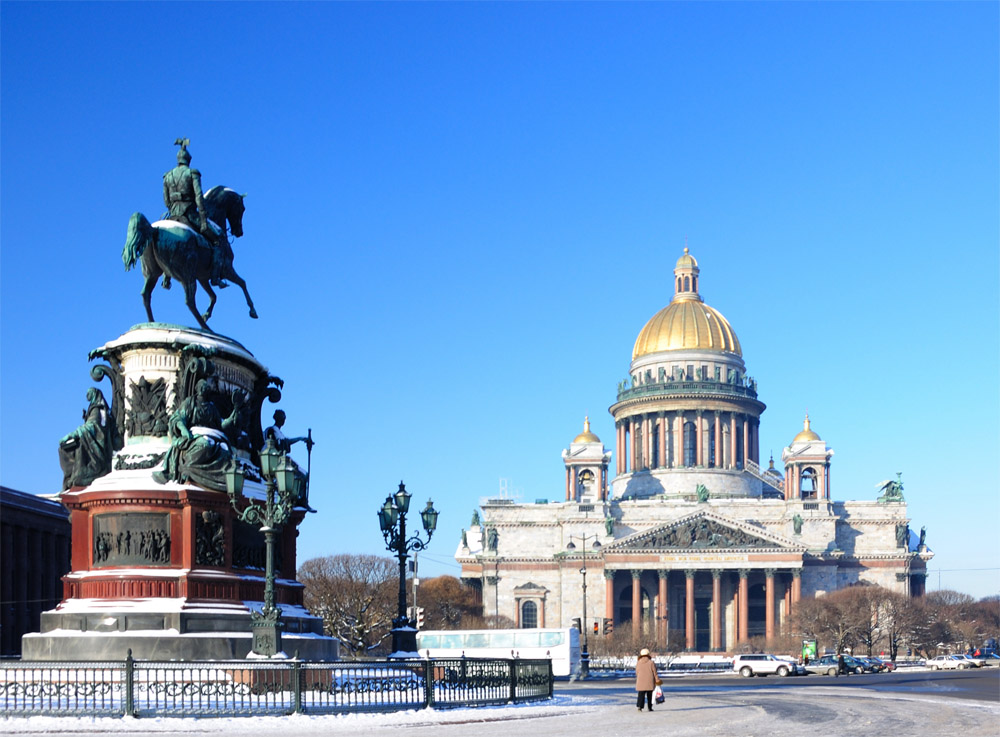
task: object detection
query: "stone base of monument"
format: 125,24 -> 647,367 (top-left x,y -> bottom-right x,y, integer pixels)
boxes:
22,600 -> 339,661
28,323 -> 342,663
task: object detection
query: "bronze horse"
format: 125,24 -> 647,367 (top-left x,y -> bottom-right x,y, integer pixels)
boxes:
123,187 -> 257,331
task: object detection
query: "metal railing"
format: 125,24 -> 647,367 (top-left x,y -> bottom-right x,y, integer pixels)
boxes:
744,459 -> 785,495
616,379 -> 758,403
0,653 -> 552,718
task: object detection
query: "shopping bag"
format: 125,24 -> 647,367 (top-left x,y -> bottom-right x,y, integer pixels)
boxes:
653,685 -> 665,704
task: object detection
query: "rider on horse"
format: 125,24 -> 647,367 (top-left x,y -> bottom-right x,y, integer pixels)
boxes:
161,139 -> 226,288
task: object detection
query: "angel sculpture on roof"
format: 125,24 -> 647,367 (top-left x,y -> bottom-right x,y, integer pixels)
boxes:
876,472 -> 905,503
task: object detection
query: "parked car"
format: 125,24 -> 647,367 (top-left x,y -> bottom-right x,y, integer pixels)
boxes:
856,656 -> 887,673
926,655 -> 971,670
842,655 -> 869,674
958,654 -> 986,668
732,653 -> 805,677
804,655 -> 841,676
869,657 -> 896,672
804,654 -> 864,676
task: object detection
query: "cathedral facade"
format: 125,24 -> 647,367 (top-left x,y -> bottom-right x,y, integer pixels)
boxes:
455,249 -> 931,652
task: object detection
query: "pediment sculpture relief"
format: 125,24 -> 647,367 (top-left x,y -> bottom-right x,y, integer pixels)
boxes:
636,518 -> 768,550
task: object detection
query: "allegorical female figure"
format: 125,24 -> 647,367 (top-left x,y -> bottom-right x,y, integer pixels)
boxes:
58,388 -> 113,490
154,377 -> 239,491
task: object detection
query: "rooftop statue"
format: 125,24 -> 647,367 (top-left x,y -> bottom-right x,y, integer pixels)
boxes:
122,139 -> 257,331
876,472 -> 905,503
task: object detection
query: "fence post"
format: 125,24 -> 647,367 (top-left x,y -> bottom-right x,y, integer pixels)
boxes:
124,648 -> 135,717
509,656 -> 518,703
548,659 -> 554,699
291,656 -> 302,715
422,659 -> 434,709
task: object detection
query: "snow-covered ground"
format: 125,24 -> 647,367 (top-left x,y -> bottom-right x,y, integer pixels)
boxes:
4,684 -> 999,737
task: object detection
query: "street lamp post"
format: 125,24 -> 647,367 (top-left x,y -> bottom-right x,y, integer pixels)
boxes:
225,437 -> 305,657
378,481 -> 438,656
566,534 -> 601,678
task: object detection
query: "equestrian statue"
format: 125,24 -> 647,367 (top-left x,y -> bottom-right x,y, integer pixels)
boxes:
122,139 -> 258,331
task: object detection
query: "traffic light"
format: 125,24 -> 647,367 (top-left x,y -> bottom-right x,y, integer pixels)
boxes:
603,618 -> 613,635
416,607 -> 425,629
572,618 -> 581,632
593,621 -> 599,635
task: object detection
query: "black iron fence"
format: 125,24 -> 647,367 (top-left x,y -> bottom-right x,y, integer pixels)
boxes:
0,653 -> 553,718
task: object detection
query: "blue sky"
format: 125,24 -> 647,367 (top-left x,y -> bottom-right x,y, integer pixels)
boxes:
2,2 -> 997,599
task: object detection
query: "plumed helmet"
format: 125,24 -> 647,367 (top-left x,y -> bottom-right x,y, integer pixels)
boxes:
175,137 -> 192,164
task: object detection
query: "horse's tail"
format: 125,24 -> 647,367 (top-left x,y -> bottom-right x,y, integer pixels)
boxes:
123,212 -> 152,271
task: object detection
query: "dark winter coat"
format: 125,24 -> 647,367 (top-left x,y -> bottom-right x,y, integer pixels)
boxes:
635,655 -> 659,691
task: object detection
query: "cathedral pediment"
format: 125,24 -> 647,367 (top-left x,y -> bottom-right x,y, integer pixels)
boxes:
513,581 -> 549,595
607,511 -> 803,552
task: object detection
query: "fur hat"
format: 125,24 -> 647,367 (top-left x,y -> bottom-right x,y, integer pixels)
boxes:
639,648 -> 650,657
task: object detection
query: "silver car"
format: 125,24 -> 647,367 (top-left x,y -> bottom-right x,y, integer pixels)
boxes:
927,655 -> 971,670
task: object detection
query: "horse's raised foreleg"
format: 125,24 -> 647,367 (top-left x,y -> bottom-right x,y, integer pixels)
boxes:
224,267 -> 258,319
182,279 -> 212,332
199,279 -> 217,322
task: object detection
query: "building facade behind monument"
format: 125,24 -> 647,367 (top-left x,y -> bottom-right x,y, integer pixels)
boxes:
0,487 -> 71,658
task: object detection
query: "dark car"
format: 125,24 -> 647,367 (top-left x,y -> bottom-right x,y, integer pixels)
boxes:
868,657 -> 896,672
841,655 -> 869,674
856,656 -> 887,673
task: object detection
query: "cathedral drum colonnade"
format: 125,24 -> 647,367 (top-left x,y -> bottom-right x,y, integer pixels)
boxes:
456,248 -> 931,652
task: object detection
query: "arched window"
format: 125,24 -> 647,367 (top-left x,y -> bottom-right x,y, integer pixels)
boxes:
677,277 -> 682,292
684,275 -> 690,291
683,421 -> 697,467
521,600 -> 538,629
800,468 -> 817,499
692,276 -> 698,292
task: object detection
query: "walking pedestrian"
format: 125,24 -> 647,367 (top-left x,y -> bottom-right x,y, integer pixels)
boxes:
635,648 -> 661,712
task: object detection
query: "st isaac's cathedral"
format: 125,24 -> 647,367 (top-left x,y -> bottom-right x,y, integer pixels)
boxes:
455,248 -> 931,652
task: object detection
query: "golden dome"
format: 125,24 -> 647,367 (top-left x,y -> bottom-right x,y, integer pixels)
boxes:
793,414 -> 821,443
573,416 -> 601,444
632,247 -> 741,360
632,299 -> 741,359
676,246 -> 698,269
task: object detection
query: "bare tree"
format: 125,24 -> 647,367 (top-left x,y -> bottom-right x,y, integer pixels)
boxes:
417,575 -> 482,629
298,554 -> 397,657
795,594 -> 856,655
920,589 -> 977,654
879,590 -> 921,661
838,586 -> 883,656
